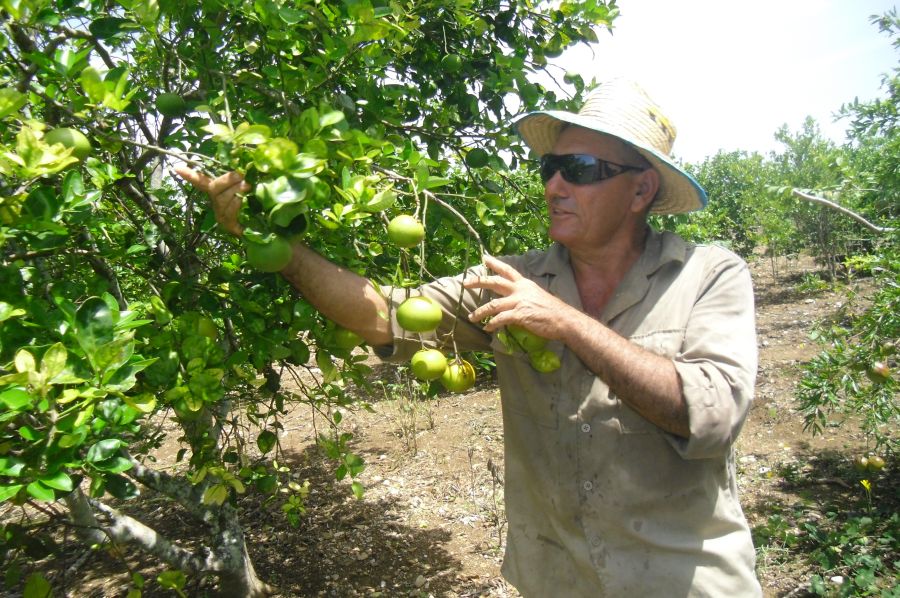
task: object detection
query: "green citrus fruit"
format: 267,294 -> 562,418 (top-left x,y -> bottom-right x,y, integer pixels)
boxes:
245,236 -> 293,272
410,349 -> 447,381
396,296 -> 442,333
528,349 -> 561,373
196,316 -> 217,341
440,359 -> 476,393
465,148 -> 489,168
387,214 -> 425,248
507,325 -> 547,353
44,128 -> 92,160
441,53 -> 463,73
867,455 -> 885,471
155,92 -> 187,117
332,326 -> 364,349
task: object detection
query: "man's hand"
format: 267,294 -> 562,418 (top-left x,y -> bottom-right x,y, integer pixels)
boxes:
173,166 -> 249,236
464,254 -> 578,341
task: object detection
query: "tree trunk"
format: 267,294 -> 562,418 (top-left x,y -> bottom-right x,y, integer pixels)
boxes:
64,484 -> 273,596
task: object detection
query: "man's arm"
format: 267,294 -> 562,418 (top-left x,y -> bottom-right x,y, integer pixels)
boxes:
465,255 -> 689,438
174,167 -> 393,347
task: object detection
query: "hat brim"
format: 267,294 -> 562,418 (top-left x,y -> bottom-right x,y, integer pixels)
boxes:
514,111 -> 707,215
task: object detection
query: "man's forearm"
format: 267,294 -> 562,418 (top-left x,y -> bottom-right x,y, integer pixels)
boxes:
560,310 -> 689,438
279,243 -> 393,347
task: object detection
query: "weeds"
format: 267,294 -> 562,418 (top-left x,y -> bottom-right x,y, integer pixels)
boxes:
378,368 -> 435,454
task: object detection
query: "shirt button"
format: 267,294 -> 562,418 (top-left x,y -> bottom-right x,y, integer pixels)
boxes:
581,423 -> 591,433
583,480 -> 593,492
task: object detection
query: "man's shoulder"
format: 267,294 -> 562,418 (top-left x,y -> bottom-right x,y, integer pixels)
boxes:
498,244 -> 564,277
665,231 -> 748,270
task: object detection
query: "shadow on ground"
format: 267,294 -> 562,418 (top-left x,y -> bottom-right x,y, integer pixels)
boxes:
3,440 -> 473,597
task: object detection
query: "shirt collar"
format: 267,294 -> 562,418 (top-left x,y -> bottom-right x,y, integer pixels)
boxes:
521,228 -> 687,279
518,228 -> 688,322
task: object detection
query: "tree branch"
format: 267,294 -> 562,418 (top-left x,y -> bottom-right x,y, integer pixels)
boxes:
64,487 -> 222,574
792,189 -> 895,234
126,457 -> 220,530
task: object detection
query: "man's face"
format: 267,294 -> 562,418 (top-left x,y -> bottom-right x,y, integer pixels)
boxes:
543,127 -> 651,252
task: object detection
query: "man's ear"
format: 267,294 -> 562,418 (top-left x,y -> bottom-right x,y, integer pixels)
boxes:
631,169 -> 660,213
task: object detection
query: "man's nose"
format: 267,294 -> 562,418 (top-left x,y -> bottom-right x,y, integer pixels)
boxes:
543,169 -> 567,199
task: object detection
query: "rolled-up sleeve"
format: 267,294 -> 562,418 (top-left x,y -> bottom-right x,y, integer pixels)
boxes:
668,255 -> 757,459
374,266 -> 494,363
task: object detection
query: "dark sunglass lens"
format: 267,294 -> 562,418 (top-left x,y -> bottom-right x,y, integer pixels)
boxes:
563,155 -> 598,184
539,155 -> 561,183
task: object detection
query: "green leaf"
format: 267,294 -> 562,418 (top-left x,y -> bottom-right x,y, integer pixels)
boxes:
202,483 -> 228,505
344,452 -> 365,477
41,343 -> 67,381
232,122 -> 271,146
94,336 -> 135,377
319,110 -> 345,128
23,572 -> 52,598
424,176 -> 451,190
202,123 -> 234,140
123,393 -> 157,414
15,349 -> 36,374
104,473 -> 138,499
26,480 -> 56,501
0,484 -> 24,502
88,16 -> 137,39
93,456 -> 133,473
19,425 -> 42,441
362,188 -> 395,212
74,296 -> 114,355
0,87 -> 27,120
315,351 -> 339,383
61,170 -> 85,203
256,430 -> 277,454
278,6 -> 304,24
156,570 -> 186,590
351,481 -> 364,500
85,438 -> 124,463
0,301 -> 26,322
39,471 -> 73,492
0,388 -> 32,410
79,66 -> 106,103
0,456 -> 26,476
57,429 -> 88,449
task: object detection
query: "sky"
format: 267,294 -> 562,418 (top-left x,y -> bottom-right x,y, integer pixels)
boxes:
552,0 -> 898,163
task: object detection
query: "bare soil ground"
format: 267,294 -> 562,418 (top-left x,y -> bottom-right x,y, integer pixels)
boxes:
4,255 -> 896,597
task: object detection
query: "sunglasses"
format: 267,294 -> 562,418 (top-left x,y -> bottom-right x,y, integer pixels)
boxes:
539,153 -> 645,185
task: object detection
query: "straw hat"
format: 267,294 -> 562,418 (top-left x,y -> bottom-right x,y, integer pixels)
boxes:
514,79 -> 707,215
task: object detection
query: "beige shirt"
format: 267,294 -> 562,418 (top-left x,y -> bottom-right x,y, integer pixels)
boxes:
380,229 -> 762,597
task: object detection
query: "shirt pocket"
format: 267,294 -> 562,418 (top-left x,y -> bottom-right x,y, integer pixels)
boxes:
491,334 -> 560,429
616,329 -> 685,434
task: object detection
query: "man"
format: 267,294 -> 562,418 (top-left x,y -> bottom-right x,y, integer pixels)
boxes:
176,79 -> 762,596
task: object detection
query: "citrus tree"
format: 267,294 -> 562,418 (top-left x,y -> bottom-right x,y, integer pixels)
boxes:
796,11 -> 900,456
0,0 -> 617,593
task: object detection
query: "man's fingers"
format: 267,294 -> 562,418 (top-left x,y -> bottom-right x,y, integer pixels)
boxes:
173,165 -> 211,192
483,254 -> 523,281
468,296 -> 515,323
463,274 -> 514,296
207,171 -> 250,197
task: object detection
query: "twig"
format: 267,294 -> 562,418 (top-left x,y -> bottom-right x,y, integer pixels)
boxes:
792,189 -> 895,234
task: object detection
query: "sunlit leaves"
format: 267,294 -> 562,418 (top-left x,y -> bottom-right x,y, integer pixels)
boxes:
79,66 -> 139,112
0,88 -> 27,120
0,125 -> 78,178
